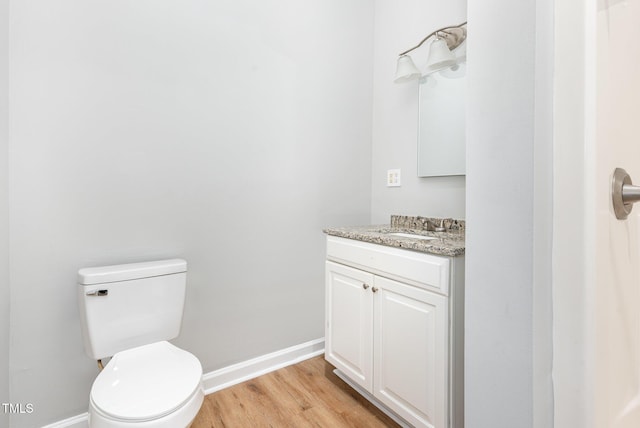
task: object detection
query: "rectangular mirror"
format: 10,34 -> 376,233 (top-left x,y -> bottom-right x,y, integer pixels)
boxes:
417,64 -> 466,177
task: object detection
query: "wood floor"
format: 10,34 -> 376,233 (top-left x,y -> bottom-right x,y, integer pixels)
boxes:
191,355 -> 400,428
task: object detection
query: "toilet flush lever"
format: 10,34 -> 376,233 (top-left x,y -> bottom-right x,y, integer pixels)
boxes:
613,168 -> 640,219
86,289 -> 109,297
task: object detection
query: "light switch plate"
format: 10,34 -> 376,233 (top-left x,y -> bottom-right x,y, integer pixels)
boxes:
387,169 -> 401,187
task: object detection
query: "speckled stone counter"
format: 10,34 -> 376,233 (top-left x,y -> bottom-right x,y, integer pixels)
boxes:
323,215 -> 465,257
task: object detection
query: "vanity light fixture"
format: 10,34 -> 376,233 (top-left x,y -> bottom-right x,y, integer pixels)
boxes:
394,21 -> 467,83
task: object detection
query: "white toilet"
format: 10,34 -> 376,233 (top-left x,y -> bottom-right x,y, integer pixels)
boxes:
77,259 -> 204,428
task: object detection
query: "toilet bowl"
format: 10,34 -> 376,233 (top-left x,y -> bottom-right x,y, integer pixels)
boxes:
88,341 -> 204,428
77,259 -> 204,428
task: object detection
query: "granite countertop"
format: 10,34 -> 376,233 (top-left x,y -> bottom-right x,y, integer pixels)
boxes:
323,215 -> 465,257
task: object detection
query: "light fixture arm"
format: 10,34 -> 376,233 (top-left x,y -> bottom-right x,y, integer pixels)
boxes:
398,21 -> 468,57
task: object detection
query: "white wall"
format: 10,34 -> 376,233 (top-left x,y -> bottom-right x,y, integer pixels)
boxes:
532,0 -> 554,426
371,0 -> 467,224
8,1 -> 374,426
0,0 -> 9,427
465,0 -> 554,426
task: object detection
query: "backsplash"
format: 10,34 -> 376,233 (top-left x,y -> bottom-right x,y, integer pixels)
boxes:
390,215 -> 465,232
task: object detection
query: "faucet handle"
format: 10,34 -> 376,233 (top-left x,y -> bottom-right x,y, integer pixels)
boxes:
434,219 -> 446,232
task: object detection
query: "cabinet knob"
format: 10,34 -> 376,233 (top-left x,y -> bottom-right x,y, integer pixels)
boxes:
372,287 -> 379,293
362,283 -> 370,290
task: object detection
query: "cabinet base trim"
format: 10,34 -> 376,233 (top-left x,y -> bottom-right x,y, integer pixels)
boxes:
333,369 -> 412,428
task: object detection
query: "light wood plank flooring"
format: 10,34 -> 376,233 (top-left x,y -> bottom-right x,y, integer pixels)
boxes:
191,355 -> 400,427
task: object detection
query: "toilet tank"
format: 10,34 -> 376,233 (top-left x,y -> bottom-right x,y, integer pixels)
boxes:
77,259 -> 188,360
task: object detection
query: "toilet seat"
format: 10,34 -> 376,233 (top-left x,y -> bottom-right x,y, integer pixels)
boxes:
90,341 -> 203,422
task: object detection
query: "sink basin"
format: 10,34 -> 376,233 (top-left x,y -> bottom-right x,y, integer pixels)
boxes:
386,232 -> 437,241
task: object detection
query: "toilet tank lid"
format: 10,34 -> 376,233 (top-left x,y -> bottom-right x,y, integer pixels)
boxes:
78,259 -> 187,285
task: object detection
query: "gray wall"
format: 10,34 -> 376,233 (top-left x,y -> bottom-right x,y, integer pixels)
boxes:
371,0 -> 467,224
0,0 -> 8,427
465,0 -> 554,426
8,1 -> 373,426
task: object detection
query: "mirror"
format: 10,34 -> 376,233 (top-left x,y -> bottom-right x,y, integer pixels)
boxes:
417,63 -> 466,177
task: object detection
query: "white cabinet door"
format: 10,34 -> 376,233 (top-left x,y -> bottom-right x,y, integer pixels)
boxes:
373,275 -> 448,428
325,261 -> 374,391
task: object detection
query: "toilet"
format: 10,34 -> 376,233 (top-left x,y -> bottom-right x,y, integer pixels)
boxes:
77,259 -> 204,428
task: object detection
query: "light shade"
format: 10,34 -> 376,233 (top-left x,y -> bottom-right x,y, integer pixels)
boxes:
394,55 -> 422,83
426,38 -> 457,73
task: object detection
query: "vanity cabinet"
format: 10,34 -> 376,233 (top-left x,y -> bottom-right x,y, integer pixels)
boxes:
325,236 -> 464,428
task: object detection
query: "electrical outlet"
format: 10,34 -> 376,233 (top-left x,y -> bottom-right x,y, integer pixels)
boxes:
387,169 -> 401,187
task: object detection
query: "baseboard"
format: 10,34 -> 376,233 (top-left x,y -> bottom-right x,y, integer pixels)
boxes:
41,413 -> 89,428
202,337 -> 325,394
43,338 -> 325,428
